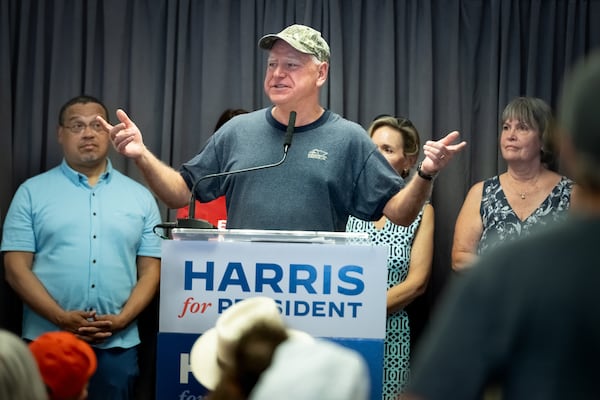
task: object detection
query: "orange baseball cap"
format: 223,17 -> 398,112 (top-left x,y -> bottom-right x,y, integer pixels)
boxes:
29,331 -> 97,400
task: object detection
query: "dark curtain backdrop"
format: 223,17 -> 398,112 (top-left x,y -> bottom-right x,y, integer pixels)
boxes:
2,0 -> 600,398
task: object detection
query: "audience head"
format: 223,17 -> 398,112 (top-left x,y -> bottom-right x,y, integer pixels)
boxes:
214,108 -> 249,132
369,115 -> 421,178
249,338 -> 370,400
208,321 -> 290,400
190,296 -> 311,391
559,51 -> 600,191
0,329 -> 48,400
501,96 -> 557,169
29,331 -> 97,400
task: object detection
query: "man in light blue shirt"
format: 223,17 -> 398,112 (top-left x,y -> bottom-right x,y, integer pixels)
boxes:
1,95 -> 162,400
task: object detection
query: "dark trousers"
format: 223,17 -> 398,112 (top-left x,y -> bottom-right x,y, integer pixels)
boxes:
88,346 -> 139,400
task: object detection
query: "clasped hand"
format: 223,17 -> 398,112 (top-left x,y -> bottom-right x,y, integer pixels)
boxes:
60,310 -> 117,344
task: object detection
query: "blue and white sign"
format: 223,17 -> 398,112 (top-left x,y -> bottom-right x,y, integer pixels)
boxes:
156,238 -> 388,400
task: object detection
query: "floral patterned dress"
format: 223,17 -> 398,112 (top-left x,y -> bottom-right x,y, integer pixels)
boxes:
478,175 -> 573,255
346,209 -> 424,399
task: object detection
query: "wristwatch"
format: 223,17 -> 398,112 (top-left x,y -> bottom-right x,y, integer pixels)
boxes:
416,161 -> 437,181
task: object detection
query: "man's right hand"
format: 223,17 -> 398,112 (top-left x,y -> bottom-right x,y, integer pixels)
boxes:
97,108 -> 146,159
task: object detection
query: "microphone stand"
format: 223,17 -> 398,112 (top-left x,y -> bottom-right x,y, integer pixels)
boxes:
176,111 -> 297,230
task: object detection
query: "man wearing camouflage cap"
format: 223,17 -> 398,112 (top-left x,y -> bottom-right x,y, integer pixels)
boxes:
101,24 -> 466,231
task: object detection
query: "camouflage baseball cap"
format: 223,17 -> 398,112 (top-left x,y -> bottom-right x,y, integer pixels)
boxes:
259,24 -> 330,62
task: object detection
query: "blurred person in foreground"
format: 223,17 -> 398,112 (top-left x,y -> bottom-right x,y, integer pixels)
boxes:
188,296 -> 311,393
193,296 -> 370,400
29,331 -> 97,400
405,51 -> 600,400
346,115 -> 433,397
452,97 -> 575,271
0,329 -> 48,400
99,24 -> 466,232
248,332 -> 370,400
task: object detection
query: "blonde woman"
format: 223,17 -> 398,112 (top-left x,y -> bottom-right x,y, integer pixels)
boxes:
346,115 -> 434,398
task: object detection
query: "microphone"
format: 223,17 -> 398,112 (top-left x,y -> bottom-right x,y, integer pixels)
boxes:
176,111 -> 297,230
283,110 -> 296,152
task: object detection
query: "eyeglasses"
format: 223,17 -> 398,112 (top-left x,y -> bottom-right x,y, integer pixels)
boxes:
63,121 -> 105,134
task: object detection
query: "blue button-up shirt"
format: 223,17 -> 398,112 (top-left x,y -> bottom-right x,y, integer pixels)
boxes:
1,159 -> 162,348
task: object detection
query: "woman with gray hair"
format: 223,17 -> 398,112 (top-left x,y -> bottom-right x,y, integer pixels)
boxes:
0,329 -> 48,400
452,97 -> 576,270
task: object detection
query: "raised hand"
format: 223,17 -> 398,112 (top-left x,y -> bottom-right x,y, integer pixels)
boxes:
421,131 -> 467,175
96,109 -> 146,159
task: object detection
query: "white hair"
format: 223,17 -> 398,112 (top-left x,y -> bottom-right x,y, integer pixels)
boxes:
0,330 -> 48,400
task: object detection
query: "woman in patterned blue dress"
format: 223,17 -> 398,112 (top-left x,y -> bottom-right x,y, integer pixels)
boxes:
346,116 -> 434,399
452,97 -> 576,270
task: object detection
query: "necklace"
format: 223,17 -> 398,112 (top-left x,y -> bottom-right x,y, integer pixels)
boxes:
508,173 -> 540,200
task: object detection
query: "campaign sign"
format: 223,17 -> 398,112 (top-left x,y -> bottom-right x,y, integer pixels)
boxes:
156,239 -> 388,400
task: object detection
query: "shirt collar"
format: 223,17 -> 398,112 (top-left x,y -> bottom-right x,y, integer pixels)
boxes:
60,158 -> 113,186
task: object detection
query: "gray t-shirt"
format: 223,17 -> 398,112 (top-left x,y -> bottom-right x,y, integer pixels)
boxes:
180,107 -> 404,231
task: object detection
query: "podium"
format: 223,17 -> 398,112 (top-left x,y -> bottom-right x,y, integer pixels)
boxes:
156,228 -> 388,399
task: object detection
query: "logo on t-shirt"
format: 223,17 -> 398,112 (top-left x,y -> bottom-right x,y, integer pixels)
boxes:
307,149 -> 328,161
